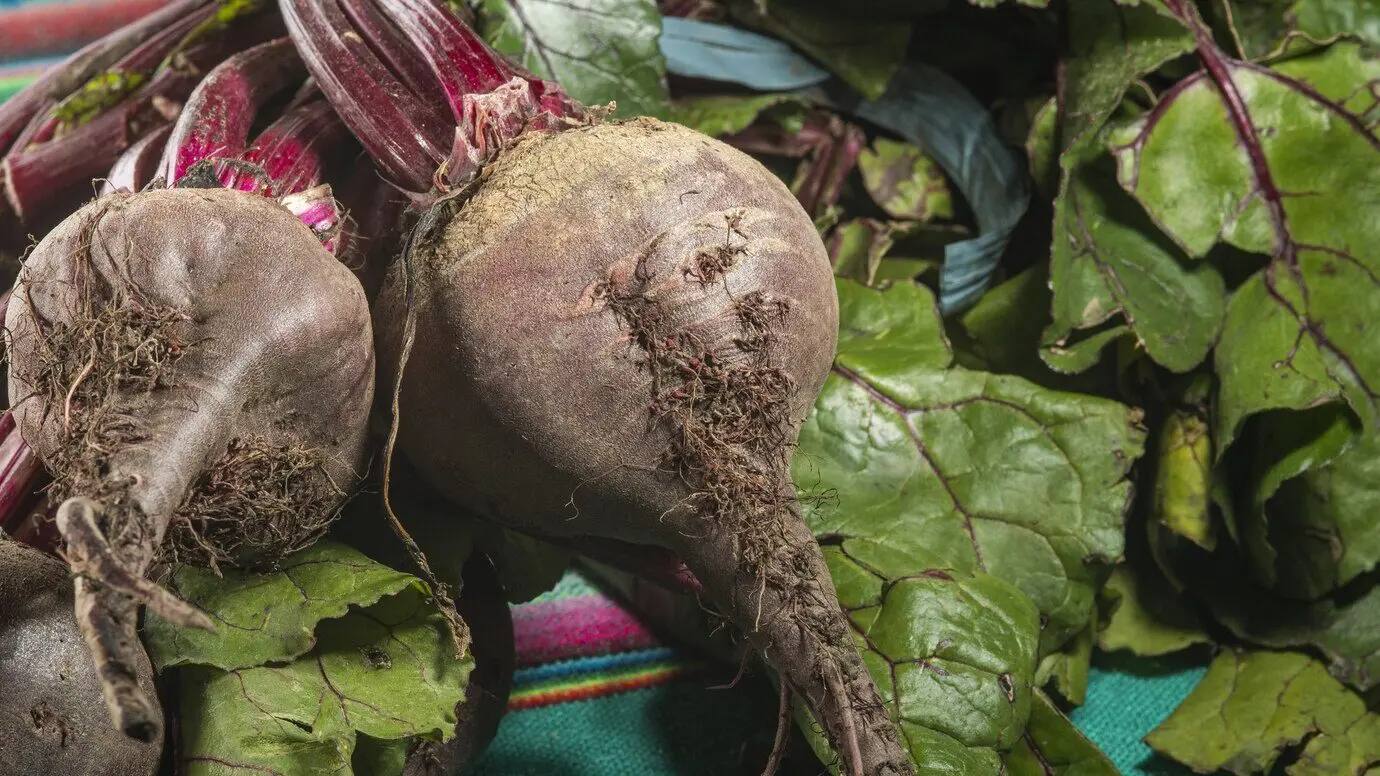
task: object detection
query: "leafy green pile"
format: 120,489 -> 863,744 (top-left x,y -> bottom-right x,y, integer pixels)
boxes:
467,0 -> 1380,772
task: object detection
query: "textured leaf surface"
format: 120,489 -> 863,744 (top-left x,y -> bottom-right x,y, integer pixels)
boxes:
1108,30 -> 1380,436
178,587 -> 472,776
142,542 -> 417,671
667,92 -> 807,137
1147,650 -> 1380,775
792,280 -> 1144,769
477,0 -> 670,117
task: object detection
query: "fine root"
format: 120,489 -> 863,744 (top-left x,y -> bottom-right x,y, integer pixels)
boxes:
162,436 -> 345,573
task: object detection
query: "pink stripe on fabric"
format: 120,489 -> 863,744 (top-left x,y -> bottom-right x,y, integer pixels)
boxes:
512,596 -> 661,666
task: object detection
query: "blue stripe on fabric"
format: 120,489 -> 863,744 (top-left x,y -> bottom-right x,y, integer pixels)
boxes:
513,647 -> 679,686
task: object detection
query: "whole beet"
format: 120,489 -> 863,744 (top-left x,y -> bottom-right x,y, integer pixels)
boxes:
0,538 -> 162,776
5,187 -> 375,740
375,118 -> 910,774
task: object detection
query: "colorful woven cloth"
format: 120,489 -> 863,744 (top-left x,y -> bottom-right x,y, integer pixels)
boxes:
0,3 -> 1210,773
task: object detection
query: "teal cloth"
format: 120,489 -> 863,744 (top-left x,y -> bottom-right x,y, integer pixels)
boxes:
1073,654 -> 1207,774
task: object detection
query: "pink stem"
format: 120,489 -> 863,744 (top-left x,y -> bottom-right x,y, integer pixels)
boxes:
158,38 -> 308,186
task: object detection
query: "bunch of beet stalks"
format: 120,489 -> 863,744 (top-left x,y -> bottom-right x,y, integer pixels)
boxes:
0,1 -> 916,775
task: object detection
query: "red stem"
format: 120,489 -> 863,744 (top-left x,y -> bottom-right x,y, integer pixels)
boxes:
338,0 -> 447,101
279,0 -> 451,192
229,99 -> 355,196
0,412 -> 42,536
367,0 -> 515,105
0,0 -> 216,155
101,123 -> 174,194
17,3 -> 221,151
159,38 -> 309,186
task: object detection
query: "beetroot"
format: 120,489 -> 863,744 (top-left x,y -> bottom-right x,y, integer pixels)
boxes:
4,186 -> 375,741
0,537 -> 162,775
283,0 -> 910,771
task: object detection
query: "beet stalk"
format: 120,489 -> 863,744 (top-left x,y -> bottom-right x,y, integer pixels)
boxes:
283,0 -> 912,772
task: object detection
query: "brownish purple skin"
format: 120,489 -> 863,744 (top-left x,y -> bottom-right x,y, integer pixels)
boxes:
0,539 -> 162,776
375,118 -> 913,775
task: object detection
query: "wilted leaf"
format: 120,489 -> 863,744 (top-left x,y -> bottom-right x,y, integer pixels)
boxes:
1108,32 -> 1380,436
477,0 -> 670,117
142,542 -> 418,671
1147,650 -> 1379,775
827,219 -> 918,285
857,138 -> 954,222
1153,407 -> 1216,550
178,586 -> 472,776
1097,565 -> 1208,657
727,0 -> 913,100
1007,690 -> 1118,775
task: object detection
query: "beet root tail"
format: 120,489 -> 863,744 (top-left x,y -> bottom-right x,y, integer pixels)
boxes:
57,497 -> 213,741
679,512 -> 914,776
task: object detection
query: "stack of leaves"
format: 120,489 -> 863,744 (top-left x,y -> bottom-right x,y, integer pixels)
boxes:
142,543 -> 473,775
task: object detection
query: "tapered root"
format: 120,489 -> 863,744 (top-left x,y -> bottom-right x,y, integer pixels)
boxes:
679,513 -> 913,776
57,496 -> 214,741
71,578 -> 162,741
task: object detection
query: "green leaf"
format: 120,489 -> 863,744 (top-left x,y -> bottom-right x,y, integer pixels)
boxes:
1034,625 -> 1094,706
792,280 -> 1146,769
1213,0 -> 1380,60
177,586 -> 472,776
476,0 -> 670,118
1146,650 -> 1379,775
1108,37 -> 1380,434
1248,420 -> 1380,599
1007,690 -> 1118,775
142,542 -> 418,671
726,0 -> 912,100
352,735 -> 408,776
667,93 -> 808,137
1025,96 -> 1059,200
857,138 -> 954,222
801,542 -> 1040,774
1097,565 -> 1208,657
1040,0 -> 1220,374
1060,0 -> 1194,158
1042,148 -> 1226,375
827,219 -> 922,286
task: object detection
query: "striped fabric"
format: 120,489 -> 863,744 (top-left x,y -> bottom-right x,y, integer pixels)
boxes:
0,3 -> 1208,773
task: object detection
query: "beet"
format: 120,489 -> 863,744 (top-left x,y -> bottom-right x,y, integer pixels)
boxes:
0,538 -> 162,775
4,187 -> 375,740
284,0 -> 911,769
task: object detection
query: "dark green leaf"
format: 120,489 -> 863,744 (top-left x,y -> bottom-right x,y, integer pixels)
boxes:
1007,689 -> 1118,775
177,586 -> 472,776
476,0 -> 670,117
1212,0 -> 1380,60
142,542 -> 418,671
1097,565 -> 1208,657
726,0 -> 912,100
1042,148 -> 1226,375
1147,650 -> 1379,775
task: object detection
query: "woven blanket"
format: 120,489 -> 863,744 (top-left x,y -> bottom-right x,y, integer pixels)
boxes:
0,3 -> 1209,773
